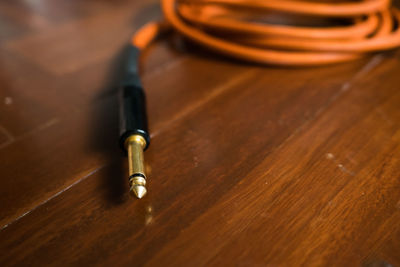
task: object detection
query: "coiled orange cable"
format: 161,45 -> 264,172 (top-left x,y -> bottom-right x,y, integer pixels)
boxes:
132,0 -> 400,66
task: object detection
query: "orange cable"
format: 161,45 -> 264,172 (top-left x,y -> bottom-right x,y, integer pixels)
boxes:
132,0 -> 400,66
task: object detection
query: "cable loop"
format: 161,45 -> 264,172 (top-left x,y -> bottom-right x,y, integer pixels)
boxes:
133,0 -> 400,65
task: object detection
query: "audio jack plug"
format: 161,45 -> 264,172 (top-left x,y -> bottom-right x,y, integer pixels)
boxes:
119,45 -> 150,199
126,135 -> 147,198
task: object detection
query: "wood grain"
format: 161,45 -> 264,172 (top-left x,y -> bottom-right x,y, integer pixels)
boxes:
0,1 -> 399,266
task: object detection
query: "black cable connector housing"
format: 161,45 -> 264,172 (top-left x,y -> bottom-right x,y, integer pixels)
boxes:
119,45 -> 150,152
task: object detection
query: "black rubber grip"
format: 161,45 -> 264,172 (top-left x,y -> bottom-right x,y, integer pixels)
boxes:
119,45 -> 150,151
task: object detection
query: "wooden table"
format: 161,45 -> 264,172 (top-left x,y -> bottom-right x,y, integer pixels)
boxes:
0,0 -> 399,266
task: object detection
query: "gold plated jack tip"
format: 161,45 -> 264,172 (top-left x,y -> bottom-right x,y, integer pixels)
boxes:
126,135 -> 147,198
